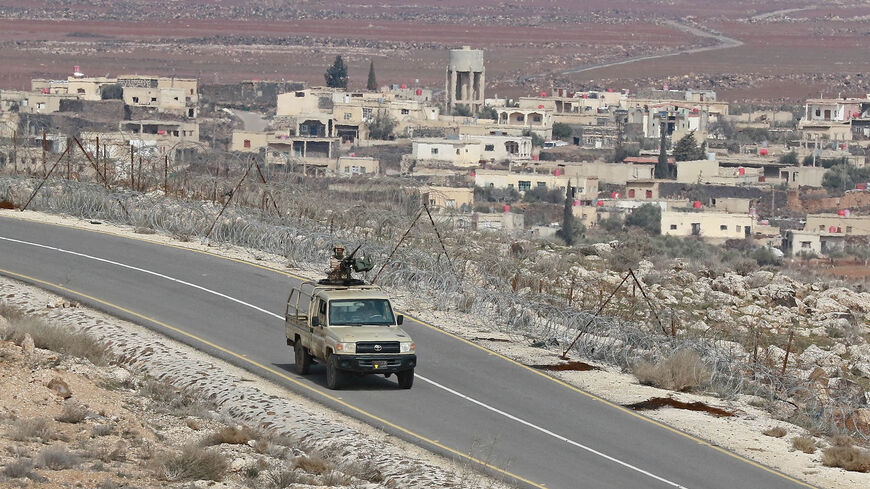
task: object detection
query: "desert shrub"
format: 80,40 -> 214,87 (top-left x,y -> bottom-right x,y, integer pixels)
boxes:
752,247 -> 781,267
56,401 -> 89,424
341,458 -> 384,483
267,469 -> 315,487
762,426 -> 787,438
292,454 -> 330,475
155,445 -> 227,481
91,424 -> 114,437
202,425 -> 258,446
791,436 -> 816,454
9,417 -> 57,442
3,458 -> 34,478
1,313 -> 107,365
36,446 -> 80,470
139,379 -> 213,417
599,216 -> 624,233
320,470 -> 353,485
732,258 -> 759,276
821,436 -> 870,472
133,226 -> 156,234
632,350 -> 710,392
624,204 -> 661,235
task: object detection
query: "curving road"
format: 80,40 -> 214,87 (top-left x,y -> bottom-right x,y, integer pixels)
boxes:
0,214 -> 816,489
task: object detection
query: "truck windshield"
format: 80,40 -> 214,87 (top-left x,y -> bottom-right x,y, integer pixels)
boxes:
329,299 -> 396,326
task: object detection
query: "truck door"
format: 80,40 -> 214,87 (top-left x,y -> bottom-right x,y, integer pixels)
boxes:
310,297 -> 328,358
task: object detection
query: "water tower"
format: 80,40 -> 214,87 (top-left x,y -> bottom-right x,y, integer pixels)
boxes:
446,46 -> 485,114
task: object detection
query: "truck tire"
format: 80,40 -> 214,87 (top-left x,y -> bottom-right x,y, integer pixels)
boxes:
294,341 -> 312,375
397,369 -> 414,389
326,354 -> 344,390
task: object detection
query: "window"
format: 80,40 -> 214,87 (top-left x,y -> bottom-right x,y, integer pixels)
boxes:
446,199 -> 456,208
456,148 -> 460,155
720,225 -> 728,231
362,108 -> 373,120
190,89 -> 194,95
173,96 -> 179,101
801,241 -> 812,249
328,299 -> 395,326
537,182 -> 546,188
344,166 -> 351,173
431,148 -> 439,155
401,109 -> 409,115
172,130 -> 179,137
243,139 -> 251,148
484,144 -> 494,151
344,112 -> 352,120
628,189 -> 636,198
295,91 -> 305,97
670,224 -> 677,230
77,88 -> 85,94
645,190 -> 653,198
151,97 -> 157,103
132,97 -> 139,103
532,115 -> 542,123
516,114 -> 525,122
359,167 -> 366,174
846,226 -> 852,233
518,181 -> 531,191
507,184 -> 514,189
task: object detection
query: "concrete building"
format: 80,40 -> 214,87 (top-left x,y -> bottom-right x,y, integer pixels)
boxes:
778,165 -> 828,188
805,214 -> 870,235
474,169 -> 598,199
119,75 -> 198,118
0,90 -> 77,114
625,180 -> 660,200
423,186 -> 474,210
231,130 -> 269,153
446,46 -> 485,114
336,156 -> 379,176
661,211 -> 754,241
549,160 -> 655,185
783,230 -> 845,256
119,120 -> 199,143
495,108 -> 553,139
711,197 -> 754,214
412,138 -> 482,167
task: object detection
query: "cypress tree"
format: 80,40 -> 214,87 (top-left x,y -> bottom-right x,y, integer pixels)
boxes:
366,61 -> 378,91
556,182 -> 576,245
324,56 -> 348,88
655,124 -> 670,179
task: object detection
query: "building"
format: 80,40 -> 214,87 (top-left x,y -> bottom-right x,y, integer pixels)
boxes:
778,166 -> 828,188
118,75 -> 198,118
804,214 -> 870,235
423,186 -> 474,210
494,108 -> 553,139
661,211 -> 754,241
231,130 -> 269,153
711,197 -> 754,214
625,180 -> 660,200
119,120 -> 199,143
335,156 -> 379,176
0,90 -> 77,114
411,138 -> 482,167
783,230 -> 845,256
474,169 -> 598,199
446,46 -> 485,114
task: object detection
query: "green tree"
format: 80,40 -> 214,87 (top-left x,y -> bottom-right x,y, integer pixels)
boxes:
366,110 -> 397,140
778,151 -> 798,165
478,106 -> 498,120
522,129 -> 544,147
624,203 -> 661,235
324,56 -> 348,88
673,131 -> 705,162
366,61 -> 378,91
100,84 -> 123,100
655,127 -> 671,179
451,105 -> 472,117
556,183 -> 578,245
552,122 -> 573,140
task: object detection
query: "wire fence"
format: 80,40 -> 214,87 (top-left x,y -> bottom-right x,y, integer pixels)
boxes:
0,137 -> 866,439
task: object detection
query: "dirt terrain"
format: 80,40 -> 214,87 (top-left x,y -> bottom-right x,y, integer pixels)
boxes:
2,1 -> 867,101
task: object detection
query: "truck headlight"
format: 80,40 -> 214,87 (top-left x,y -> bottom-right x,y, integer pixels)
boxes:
335,342 -> 356,353
400,342 -> 415,353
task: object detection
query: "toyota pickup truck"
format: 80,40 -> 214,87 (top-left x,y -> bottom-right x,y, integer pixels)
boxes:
285,280 -> 416,389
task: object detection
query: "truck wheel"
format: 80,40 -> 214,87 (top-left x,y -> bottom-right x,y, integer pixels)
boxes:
326,354 -> 344,390
294,342 -> 311,375
397,369 -> 414,389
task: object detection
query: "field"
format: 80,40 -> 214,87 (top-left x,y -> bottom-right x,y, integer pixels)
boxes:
0,1 -> 868,102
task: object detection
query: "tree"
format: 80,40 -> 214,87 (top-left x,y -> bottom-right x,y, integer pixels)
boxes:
778,151 -> 798,165
624,203 -> 661,235
451,105 -> 472,117
673,131 -> 705,162
366,110 -> 396,140
366,61 -> 378,91
552,122 -> 573,140
324,56 -> 348,88
522,129 -> 544,147
100,84 -> 123,100
556,182 -> 577,245
655,126 -> 671,179
478,106 -> 498,120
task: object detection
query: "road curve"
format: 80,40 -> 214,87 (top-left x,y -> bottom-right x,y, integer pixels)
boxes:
0,215 -> 815,489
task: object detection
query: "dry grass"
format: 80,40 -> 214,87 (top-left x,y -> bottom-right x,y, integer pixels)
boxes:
155,445 -> 228,481
91,424 -> 114,437
35,446 -> 80,470
9,417 -> 59,442
341,458 -> 385,483
267,468 -> 315,487
821,436 -> 870,472
56,401 -> 89,424
2,458 -> 34,479
91,441 -> 128,463
763,426 -> 787,438
138,379 -> 214,417
632,350 -> 711,392
791,436 -> 817,454
292,454 -> 331,475
0,309 -> 107,365
201,425 -> 258,446
320,470 -> 353,485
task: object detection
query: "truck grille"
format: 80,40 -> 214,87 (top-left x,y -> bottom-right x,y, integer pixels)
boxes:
356,341 -> 400,354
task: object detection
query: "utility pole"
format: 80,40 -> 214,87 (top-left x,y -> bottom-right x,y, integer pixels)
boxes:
42,131 -> 46,177
66,137 -> 71,179
12,130 -> 17,174
130,145 -> 134,189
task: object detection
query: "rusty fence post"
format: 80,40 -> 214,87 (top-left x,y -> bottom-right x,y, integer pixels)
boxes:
781,329 -> 794,376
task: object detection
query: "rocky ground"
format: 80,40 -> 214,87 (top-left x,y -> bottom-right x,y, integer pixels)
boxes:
0,281 -> 510,489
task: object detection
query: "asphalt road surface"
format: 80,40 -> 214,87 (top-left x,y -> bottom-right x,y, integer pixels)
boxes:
0,215 -> 815,489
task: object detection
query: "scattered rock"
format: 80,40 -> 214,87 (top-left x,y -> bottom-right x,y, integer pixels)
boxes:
47,377 -> 72,399
21,333 -> 35,354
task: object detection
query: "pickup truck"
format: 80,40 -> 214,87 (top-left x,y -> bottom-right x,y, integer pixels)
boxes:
285,281 -> 417,389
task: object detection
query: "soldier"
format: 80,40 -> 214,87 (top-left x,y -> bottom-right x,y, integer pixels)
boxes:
326,244 -> 349,283
329,244 -> 345,272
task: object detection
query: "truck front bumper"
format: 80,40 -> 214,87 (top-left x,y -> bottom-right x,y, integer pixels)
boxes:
334,354 -> 417,374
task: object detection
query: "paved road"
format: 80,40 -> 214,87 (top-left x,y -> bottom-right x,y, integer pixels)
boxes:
228,108 -> 270,132
0,215 -> 815,489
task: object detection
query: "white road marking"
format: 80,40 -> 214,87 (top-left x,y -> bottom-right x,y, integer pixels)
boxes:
2,234 -> 689,489
0,235 -> 282,320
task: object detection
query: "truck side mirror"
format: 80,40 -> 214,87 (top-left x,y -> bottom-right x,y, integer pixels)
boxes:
396,314 -> 404,325
311,317 -> 320,327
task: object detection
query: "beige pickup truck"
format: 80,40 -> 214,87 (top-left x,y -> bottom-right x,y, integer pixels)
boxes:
285,280 -> 417,389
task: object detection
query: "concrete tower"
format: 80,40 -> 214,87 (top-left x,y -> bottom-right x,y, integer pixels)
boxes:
446,46 -> 485,114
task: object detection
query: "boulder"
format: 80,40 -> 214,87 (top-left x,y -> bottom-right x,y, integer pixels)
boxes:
21,333 -> 34,355
798,344 -> 841,368
47,377 -> 72,399
711,273 -> 748,298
